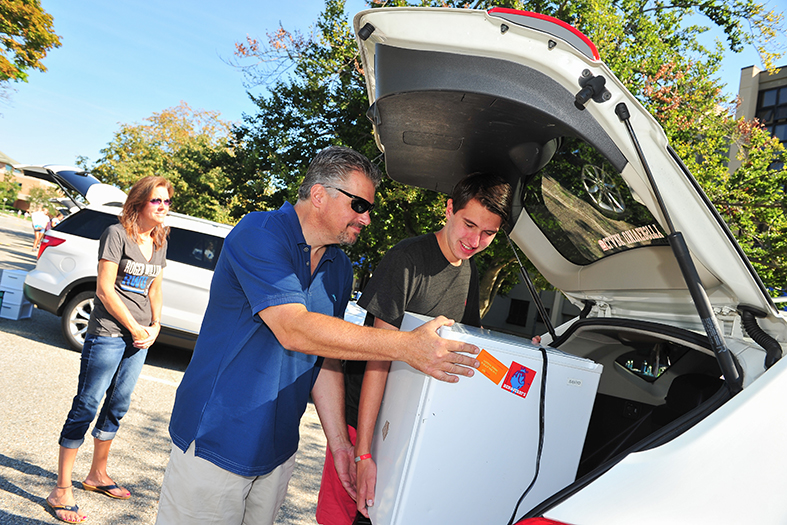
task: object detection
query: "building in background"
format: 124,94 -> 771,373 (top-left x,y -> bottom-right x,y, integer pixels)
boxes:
0,150 -> 59,212
730,65 -> 787,172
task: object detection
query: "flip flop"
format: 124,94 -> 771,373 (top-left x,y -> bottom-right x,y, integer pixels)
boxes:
82,482 -> 131,500
46,499 -> 87,523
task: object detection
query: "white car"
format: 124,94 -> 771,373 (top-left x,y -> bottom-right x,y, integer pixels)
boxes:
22,165 -> 232,351
354,7 -> 787,524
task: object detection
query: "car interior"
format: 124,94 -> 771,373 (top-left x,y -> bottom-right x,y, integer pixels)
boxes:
546,319 -> 727,478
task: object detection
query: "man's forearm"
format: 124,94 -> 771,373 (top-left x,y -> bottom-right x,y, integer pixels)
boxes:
260,303 -> 479,382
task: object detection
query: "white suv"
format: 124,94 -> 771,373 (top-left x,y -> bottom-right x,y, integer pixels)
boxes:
22,166 -> 232,351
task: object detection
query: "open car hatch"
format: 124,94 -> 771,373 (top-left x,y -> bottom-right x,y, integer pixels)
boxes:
353,7 -> 786,345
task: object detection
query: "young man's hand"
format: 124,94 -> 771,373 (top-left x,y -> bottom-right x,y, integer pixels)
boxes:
356,456 -> 377,517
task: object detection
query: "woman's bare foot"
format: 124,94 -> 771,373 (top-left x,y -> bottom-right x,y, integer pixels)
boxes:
46,485 -> 87,523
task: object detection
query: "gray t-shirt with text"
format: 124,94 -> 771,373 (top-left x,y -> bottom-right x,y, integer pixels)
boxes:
87,222 -> 167,337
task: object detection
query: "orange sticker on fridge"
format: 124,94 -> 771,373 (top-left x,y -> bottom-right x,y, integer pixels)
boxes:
476,349 -> 507,385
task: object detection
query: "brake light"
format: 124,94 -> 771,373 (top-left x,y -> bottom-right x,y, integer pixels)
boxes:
38,234 -> 66,259
515,519 -> 574,525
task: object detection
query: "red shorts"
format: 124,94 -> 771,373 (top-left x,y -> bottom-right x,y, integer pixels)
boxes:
316,424 -> 358,525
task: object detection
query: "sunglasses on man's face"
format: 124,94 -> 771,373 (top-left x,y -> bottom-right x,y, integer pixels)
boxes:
149,198 -> 172,207
325,186 -> 374,214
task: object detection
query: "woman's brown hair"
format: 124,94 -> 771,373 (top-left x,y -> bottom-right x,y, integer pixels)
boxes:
119,176 -> 173,250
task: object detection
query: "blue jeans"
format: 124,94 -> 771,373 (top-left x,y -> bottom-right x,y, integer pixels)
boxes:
59,333 -> 148,448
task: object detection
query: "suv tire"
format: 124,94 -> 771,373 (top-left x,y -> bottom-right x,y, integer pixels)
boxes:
61,290 -> 95,351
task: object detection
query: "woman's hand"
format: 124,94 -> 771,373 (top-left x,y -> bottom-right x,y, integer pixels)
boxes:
133,322 -> 160,348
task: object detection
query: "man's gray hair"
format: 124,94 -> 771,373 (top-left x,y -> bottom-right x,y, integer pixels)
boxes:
297,146 -> 382,202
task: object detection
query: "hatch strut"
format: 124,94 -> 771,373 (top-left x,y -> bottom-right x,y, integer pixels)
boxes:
504,232 -> 557,341
614,102 -> 742,394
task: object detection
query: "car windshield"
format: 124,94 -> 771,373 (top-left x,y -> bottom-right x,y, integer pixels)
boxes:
522,136 -> 668,265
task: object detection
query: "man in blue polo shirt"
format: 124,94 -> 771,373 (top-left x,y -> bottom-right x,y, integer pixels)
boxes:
155,146 -> 480,525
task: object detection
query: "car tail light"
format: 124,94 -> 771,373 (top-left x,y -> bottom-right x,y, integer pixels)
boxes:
515,519 -> 575,525
38,234 -> 66,259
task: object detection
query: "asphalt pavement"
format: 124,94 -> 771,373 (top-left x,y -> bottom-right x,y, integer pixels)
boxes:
0,212 -> 327,524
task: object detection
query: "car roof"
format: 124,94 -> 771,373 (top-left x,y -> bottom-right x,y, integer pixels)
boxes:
353,7 -> 784,329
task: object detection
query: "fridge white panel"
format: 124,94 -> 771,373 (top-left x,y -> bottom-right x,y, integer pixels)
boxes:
369,313 -> 602,525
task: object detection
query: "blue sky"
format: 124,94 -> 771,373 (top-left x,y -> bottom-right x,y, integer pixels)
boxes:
0,1 -> 778,167
0,0 -> 366,166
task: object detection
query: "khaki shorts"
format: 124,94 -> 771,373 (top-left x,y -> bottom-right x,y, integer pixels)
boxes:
155,441 -> 296,525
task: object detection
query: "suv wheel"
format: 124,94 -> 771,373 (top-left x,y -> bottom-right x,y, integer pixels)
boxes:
61,291 -> 95,351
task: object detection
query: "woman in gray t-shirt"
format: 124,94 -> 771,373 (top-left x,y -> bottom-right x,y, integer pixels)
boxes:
46,176 -> 173,523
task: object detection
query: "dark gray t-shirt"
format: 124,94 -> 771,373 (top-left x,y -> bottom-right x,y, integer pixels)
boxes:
345,233 -> 480,426
87,223 -> 167,337
358,232 -> 480,329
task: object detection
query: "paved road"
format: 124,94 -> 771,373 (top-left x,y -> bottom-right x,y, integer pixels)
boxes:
0,212 -> 327,524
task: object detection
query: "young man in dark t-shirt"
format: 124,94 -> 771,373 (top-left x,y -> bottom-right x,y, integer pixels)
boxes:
316,173 -> 513,525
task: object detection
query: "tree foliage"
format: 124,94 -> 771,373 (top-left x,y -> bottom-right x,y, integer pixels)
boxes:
0,0 -> 61,83
229,0 -> 786,314
85,102 -> 236,224
0,170 -> 20,208
27,184 -> 60,215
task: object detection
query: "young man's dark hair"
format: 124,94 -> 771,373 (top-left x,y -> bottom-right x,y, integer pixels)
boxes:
450,172 -> 513,228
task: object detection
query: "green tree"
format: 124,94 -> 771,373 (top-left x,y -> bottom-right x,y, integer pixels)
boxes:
27,184 -> 59,215
0,0 -> 61,85
229,0 -> 786,314
0,171 -> 19,210
87,102 -> 237,224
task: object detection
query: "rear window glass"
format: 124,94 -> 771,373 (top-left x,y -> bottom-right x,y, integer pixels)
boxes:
522,136 -> 668,265
55,209 -> 119,239
167,227 -> 224,271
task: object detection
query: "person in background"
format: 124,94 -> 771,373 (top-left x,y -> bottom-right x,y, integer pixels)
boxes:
316,172 -> 514,525
155,146 -> 480,525
46,176 -> 173,523
31,207 -> 49,250
49,212 -> 64,230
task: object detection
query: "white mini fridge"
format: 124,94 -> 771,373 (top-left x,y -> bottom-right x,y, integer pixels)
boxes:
368,313 -> 603,524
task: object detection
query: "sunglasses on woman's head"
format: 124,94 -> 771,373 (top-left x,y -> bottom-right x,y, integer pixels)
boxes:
149,198 -> 172,207
324,186 -> 374,214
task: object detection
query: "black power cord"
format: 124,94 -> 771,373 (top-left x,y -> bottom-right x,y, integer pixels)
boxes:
506,343 -> 548,525
503,231 -> 550,525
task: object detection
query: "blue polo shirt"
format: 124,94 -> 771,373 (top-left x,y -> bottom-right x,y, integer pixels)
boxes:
168,202 -> 353,476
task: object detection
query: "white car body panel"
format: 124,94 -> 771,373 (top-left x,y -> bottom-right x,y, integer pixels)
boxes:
547,355 -> 787,524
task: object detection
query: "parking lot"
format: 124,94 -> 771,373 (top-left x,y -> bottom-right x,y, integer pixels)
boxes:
0,213 -> 326,524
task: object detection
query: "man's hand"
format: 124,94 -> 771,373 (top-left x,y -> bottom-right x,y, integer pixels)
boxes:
356,456 -> 378,518
332,441 -> 357,502
406,316 -> 479,383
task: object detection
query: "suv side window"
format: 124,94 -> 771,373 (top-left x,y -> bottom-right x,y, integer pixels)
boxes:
55,209 -> 119,239
167,227 -> 224,271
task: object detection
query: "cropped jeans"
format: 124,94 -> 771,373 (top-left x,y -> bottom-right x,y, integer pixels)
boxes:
59,333 -> 148,449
